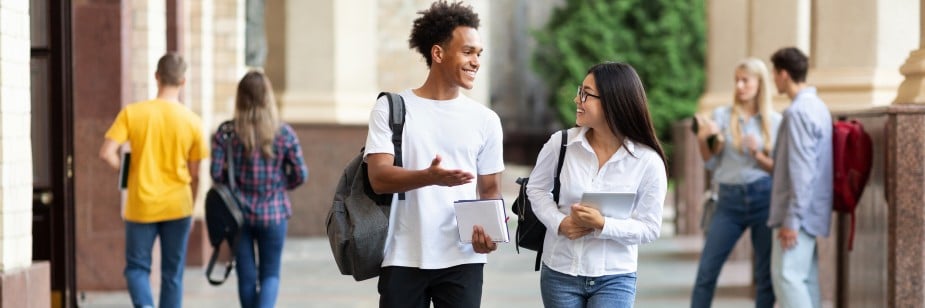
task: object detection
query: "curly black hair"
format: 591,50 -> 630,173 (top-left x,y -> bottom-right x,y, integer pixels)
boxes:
408,1 -> 480,67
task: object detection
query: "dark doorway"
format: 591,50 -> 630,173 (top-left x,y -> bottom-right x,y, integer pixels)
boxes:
30,0 -> 75,307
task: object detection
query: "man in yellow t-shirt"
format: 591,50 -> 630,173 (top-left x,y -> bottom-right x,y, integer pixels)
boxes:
99,52 -> 208,308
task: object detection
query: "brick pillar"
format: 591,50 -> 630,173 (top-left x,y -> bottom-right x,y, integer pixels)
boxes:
73,0 -> 133,290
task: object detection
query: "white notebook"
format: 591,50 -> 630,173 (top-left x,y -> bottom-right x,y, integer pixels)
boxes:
580,192 -> 636,219
453,199 -> 510,243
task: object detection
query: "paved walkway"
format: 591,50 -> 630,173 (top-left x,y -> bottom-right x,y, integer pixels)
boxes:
79,235 -> 754,308
79,165 -> 756,307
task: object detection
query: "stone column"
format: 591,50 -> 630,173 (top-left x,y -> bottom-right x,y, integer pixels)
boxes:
376,0 -> 491,108
887,2 -> 925,307
0,0 -> 49,306
895,1 -> 925,104
274,0 -> 378,124
697,0 -> 748,111
0,0 -> 34,272
813,0 -> 919,111
700,0 -> 810,111
273,0 -> 491,125
183,0 -> 218,266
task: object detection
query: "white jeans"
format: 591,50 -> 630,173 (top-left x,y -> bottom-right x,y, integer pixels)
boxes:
770,227 -> 820,308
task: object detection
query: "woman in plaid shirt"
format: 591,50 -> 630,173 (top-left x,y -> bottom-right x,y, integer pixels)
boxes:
210,71 -> 309,308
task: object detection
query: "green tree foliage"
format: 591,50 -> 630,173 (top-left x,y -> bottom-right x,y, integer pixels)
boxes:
533,0 -> 705,155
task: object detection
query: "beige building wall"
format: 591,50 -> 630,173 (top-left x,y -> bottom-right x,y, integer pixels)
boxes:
813,0 -> 919,111
269,0 -> 491,125
212,0 -> 247,122
700,0 -> 811,111
700,0 -> 919,113
185,0 -> 219,214
0,0 -> 34,272
130,0 -> 167,102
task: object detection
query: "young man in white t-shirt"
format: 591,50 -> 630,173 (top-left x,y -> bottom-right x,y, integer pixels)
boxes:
364,1 -> 504,307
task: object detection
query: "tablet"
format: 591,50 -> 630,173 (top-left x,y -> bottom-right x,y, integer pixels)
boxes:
580,192 -> 636,219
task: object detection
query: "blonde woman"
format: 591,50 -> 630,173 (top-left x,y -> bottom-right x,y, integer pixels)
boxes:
210,71 -> 308,308
690,58 -> 781,308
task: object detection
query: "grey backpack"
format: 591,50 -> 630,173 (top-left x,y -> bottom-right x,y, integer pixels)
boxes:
326,92 -> 405,281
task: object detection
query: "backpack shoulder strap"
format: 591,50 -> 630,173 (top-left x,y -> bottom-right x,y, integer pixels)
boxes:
218,121 -> 238,192
535,128 -> 568,271
378,92 -> 406,200
552,128 -> 569,203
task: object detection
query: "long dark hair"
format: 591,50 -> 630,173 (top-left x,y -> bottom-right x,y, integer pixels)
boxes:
589,62 -> 667,169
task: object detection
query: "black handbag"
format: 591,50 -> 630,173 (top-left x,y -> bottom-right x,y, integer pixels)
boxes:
204,122 -> 245,286
512,128 -> 567,271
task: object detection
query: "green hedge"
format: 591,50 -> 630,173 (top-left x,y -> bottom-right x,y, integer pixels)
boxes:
532,0 -> 705,156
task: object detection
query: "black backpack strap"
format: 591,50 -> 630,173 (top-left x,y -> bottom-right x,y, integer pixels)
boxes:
536,128 -> 569,271
379,92 -> 406,201
205,246 -> 234,285
218,121 -> 237,192
551,128 -> 568,203
206,121 -> 242,286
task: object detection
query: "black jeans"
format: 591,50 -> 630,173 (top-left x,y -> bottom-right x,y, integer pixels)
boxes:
378,263 -> 484,308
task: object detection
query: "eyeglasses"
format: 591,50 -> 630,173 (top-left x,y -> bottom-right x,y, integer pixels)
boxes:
576,86 -> 600,104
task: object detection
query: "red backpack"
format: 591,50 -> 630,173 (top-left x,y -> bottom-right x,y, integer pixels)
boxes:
832,118 -> 873,250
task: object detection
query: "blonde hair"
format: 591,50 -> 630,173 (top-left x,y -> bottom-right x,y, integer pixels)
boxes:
729,58 -> 774,154
234,71 -> 280,158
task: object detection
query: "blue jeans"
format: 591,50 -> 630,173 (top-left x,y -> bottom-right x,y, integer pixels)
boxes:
540,264 -> 637,308
691,177 -> 774,308
235,219 -> 288,308
124,217 -> 192,308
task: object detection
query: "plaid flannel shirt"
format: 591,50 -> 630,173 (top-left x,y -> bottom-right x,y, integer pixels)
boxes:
210,123 -> 308,226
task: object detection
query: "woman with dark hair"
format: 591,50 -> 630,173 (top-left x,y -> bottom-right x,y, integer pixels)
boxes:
210,71 -> 308,308
526,62 -> 668,307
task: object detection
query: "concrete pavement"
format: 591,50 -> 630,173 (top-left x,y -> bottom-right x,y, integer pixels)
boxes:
78,235 -> 754,307
79,165 -> 755,307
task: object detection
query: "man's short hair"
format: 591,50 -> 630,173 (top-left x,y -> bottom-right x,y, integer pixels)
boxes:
156,52 -> 187,86
770,47 -> 808,83
408,0 -> 480,67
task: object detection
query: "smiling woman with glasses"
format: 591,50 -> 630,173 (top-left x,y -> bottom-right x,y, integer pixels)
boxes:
577,86 -> 600,103
526,62 -> 668,308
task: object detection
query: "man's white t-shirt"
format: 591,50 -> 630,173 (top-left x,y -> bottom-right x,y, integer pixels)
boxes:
364,89 -> 505,269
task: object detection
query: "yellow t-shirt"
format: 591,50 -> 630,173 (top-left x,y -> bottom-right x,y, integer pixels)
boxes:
104,99 -> 209,223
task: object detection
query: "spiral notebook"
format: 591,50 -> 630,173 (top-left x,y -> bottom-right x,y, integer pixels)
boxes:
453,199 -> 510,243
